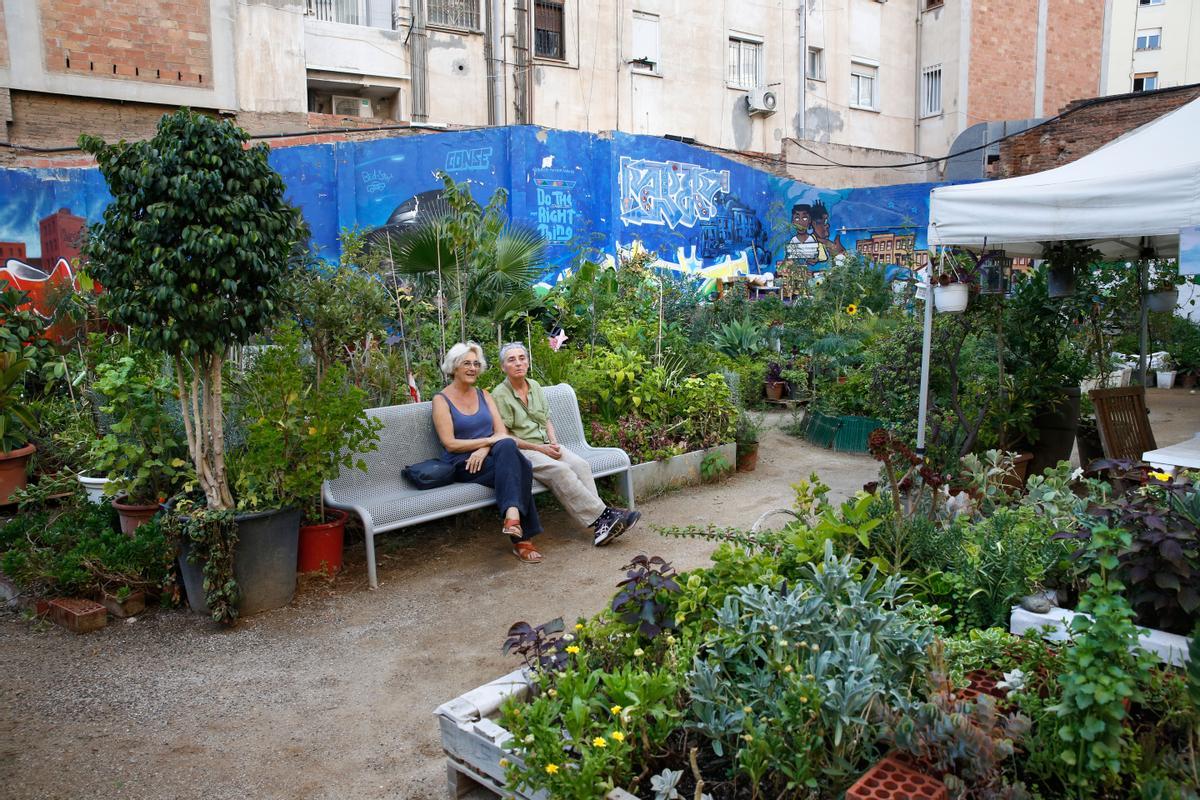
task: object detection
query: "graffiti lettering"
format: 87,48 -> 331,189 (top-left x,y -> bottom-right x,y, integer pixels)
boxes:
361,169 -> 389,194
618,157 -> 731,229
532,168 -> 578,244
445,147 -> 493,172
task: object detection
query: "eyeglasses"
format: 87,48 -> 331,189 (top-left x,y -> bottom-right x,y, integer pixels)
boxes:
460,360 -> 482,369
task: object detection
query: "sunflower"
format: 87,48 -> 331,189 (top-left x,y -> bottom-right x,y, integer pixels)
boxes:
845,303 -> 859,316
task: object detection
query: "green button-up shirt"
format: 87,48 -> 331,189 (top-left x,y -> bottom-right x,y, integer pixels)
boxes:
491,377 -> 551,445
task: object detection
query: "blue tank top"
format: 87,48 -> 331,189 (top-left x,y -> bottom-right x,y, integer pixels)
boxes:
438,388 -> 492,464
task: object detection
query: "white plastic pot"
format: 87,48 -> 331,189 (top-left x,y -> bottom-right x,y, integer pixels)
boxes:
933,283 -> 969,313
76,474 -> 111,505
1156,370 -> 1177,389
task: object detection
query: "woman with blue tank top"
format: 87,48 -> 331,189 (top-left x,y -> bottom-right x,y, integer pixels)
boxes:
432,341 -> 544,563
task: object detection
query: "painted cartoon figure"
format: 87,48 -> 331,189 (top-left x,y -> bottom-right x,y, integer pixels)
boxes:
809,201 -> 846,260
0,258 -> 82,343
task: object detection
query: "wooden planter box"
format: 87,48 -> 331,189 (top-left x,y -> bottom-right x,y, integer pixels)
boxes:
434,669 -> 637,799
100,589 -> 146,618
1010,605 -> 1193,667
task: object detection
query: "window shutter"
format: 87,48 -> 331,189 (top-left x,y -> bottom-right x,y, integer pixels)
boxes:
534,1 -> 564,59
631,12 -> 659,68
366,0 -> 392,29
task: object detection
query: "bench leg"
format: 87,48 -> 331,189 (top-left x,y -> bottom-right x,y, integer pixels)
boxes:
364,525 -> 379,590
621,468 -> 636,511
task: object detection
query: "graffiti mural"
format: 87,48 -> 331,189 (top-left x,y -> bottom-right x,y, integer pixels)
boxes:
618,156 -> 731,229
0,127 -> 951,300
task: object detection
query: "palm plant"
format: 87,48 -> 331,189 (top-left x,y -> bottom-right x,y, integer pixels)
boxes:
380,174 -> 546,355
0,352 -> 37,453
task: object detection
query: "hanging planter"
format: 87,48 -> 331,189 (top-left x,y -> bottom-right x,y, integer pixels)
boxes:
933,282 -> 969,313
1046,265 -> 1076,298
977,250 -> 1013,295
1147,288 -> 1179,313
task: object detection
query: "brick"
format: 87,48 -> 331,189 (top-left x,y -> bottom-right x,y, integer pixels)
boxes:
48,597 -> 108,634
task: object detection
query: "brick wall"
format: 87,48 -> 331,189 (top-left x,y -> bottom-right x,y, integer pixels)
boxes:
995,84 -> 1200,178
39,0 -> 212,86
969,0 -> 1040,122
1043,0 -> 1105,115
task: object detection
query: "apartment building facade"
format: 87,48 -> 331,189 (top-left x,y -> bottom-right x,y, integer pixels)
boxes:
1100,0 -> 1200,96
0,0 -> 1106,167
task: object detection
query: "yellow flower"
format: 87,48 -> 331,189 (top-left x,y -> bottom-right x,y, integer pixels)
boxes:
548,688 -> 558,697
783,664 -> 794,673
846,303 -> 859,316
742,734 -> 754,743
307,426 -> 317,435
592,737 -> 608,748
545,763 -> 559,775
610,731 -> 625,742
610,705 -> 623,715
565,645 -> 580,655
574,623 -> 584,630
498,758 -> 510,768
633,648 -> 645,657
1148,470 -> 1173,481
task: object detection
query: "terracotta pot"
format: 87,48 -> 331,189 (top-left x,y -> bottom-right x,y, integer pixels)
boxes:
298,508 -> 348,575
764,381 -> 785,401
1181,372 -> 1197,389
112,496 -> 159,535
0,443 -> 36,505
1000,452 -> 1034,492
735,443 -> 759,472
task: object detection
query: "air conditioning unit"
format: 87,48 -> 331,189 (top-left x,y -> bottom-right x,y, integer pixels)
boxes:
332,94 -> 372,118
746,87 -> 778,115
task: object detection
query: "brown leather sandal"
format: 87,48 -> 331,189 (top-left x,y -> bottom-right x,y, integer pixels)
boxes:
502,520 -> 523,540
512,540 -> 543,564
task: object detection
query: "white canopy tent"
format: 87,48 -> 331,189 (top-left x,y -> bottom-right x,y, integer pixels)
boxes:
913,97 -> 1200,457
927,96 -> 1200,258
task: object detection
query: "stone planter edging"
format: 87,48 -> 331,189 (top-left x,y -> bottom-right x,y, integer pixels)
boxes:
1010,605 -> 1192,667
629,443 -> 735,500
434,669 -> 640,799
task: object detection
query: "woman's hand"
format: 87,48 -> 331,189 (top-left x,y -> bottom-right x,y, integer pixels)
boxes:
465,445 -> 490,474
539,443 -> 563,460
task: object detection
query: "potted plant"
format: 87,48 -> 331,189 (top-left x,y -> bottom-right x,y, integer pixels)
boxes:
80,109 -> 306,624
781,363 -> 808,400
87,354 -> 189,533
1042,241 -> 1099,299
0,352 -> 37,505
764,361 -> 787,401
932,253 -> 972,313
229,323 -> 381,577
1147,268 -> 1181,313
734,411 -> 762,472
1155,353 -> 1177,389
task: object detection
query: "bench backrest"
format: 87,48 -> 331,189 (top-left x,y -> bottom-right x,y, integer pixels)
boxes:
326,383 -> 588,500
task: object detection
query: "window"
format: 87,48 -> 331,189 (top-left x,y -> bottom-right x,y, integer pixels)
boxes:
306,0 -> 393,29
428,0 -> 480,30
807,47 -> 825,81
1133,72 -> 1159,91
728,35 -> 763,89
1136,28 -> 1162,50
850,61 -> 878,110
921,65 -> 942,116
1139,0 -> 1164,6
925,0 -> 944,8
631,11 -> 660,72
534,0 -> 565,59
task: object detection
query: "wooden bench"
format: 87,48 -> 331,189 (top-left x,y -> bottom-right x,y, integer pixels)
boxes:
323,383 -> 634,589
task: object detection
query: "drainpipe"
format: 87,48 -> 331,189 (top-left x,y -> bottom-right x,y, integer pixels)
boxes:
913,4 -> 922,154
513,0 -> 531,123
409,0 -> 429,122
485,0 -> 505,124
798,2 -> 806,140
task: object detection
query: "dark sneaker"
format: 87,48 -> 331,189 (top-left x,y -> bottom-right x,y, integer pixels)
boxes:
620,509 -> 641,534
592,509 -> 627,547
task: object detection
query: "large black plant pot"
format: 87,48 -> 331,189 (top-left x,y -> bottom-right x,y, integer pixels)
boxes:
1027,386 -> 1082,478
178,507 -> 302,617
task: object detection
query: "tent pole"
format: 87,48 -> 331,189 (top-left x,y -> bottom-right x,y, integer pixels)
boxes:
1138,242 -> 1150,386
916,248 -> 940,459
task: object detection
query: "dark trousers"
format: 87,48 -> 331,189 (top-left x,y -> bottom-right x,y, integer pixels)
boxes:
454,438 -> 541,540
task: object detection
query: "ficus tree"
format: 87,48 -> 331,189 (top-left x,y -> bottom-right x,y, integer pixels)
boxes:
79,109 -> 304,511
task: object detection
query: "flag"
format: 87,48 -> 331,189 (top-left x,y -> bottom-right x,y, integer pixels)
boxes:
407,370 -> 421,403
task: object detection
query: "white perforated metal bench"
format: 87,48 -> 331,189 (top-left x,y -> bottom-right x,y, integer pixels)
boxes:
323,383 -> 634,588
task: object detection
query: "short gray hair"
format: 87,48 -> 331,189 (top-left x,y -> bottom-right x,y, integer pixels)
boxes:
441,341 -> 487,377
498,341 -> 528,364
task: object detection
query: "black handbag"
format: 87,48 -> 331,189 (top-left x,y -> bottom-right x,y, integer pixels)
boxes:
402,458 -> 457,490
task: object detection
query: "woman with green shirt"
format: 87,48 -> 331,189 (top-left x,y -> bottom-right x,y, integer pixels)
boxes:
492,342 -> 640,546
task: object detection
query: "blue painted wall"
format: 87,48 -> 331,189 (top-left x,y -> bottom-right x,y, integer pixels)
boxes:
0,126 -> 944,289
